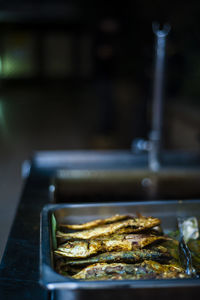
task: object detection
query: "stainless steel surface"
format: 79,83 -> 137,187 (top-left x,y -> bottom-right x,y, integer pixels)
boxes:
149,23 -> 171,171
131,138 -> 151,153
40,200 -> 200,300
41,150 -> 200,202
33,150 -> 200,169
132,24 -> 170,171
54,168 -> 200,201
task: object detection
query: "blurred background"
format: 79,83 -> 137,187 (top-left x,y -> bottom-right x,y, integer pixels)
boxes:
0,0 -> 200,260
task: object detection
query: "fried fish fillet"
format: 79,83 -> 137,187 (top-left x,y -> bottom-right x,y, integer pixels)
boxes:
162,239 -> 179,261
72,260 -> 187,280
55,259 -> 83,276
63,249 -> 171,266
187,240 -> 200,274
56,216 -> 160,240
60,215 -> 131,230
55,234 -> 168,258
55,239 -> 101,258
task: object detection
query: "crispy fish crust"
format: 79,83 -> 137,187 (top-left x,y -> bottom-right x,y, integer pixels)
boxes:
55,239 -> 101,258
56,217 -> 160,240
72,260 -> 188,280
60,215 -> 130,230
55,234 -> 168,258
63,249 -> 171,266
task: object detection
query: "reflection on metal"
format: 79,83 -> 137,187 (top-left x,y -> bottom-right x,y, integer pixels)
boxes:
49,184 -> 56,203
21,160 -> 31,178
141,177 -> 153,188
49,184 -> 55,193
131,138 -> 152,154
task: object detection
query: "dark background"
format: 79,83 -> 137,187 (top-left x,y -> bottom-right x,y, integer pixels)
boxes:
0,0 -> 200,261
0,0 -> 199,150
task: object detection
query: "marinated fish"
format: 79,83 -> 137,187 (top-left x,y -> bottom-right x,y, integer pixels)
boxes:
60,215 -> 130,230
162,239 -> 179,261
188,240 -> 200,274
64,249 -> 171,266
55,259 -> 83,275
188,239 -> 200,257
55,239 -> 101,258
55,234 -> 168,258
56,217 -> 160,240
54,213 -> 200,280
72,260 -> 188,280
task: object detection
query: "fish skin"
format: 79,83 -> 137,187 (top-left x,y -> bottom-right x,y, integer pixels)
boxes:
188,240 -> 200,258
187,240 -> 200,274
55,234 -> 168,258
64,249 -> 171,266
55,239 -> 102,258
72,260 -> 188,280
101,234 -> 168,252
56,217 -> 160,240
55,259 -> 83,275
60,215 -> 131,230
162,239 -> 180,261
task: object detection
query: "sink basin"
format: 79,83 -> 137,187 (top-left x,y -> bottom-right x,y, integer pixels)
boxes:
46,150 -> 200,202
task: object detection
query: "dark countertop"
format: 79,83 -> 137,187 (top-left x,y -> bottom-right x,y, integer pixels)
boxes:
0,167 -> 51,299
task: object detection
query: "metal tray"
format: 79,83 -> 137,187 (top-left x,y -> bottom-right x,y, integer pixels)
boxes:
40,200 -> 200,300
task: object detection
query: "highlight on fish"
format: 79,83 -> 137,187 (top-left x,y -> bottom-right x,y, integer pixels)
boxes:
56,216 -> 161,240
60,214 -> 131,230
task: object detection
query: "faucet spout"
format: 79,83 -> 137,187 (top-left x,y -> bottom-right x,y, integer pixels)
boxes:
149,23 -> 171,171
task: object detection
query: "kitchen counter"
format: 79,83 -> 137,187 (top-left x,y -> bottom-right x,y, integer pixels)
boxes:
1,150 -> 200,299
0,165 -> 51,299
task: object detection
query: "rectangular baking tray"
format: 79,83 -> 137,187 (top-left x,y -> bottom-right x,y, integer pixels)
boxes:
40,200 -> 200,300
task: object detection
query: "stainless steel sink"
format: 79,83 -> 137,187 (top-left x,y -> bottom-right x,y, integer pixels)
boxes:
47,150 -> 200,202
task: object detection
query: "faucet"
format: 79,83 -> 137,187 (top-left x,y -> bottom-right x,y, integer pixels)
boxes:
149,23 -> 171,171
132,23 -> 171,172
